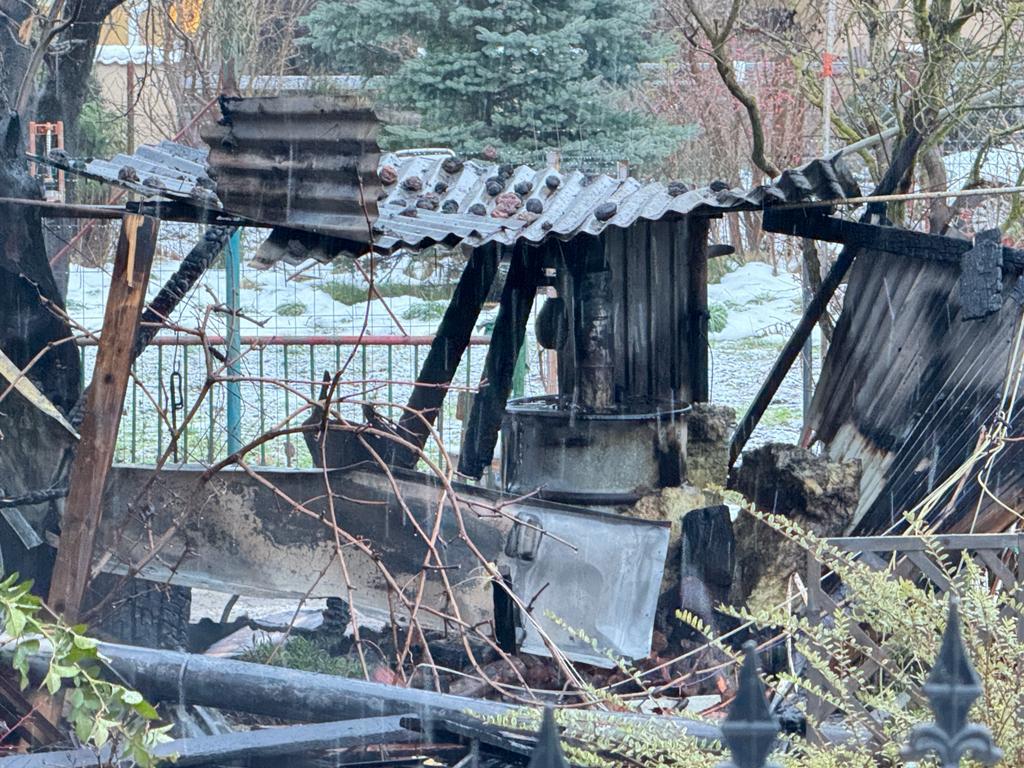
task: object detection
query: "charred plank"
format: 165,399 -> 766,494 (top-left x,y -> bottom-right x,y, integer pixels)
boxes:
459,244 -> 543,478
393,243 -> 500,467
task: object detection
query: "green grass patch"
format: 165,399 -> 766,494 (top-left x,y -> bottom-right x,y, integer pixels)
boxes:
319,280 -> 454,306
402,300 -> 449,322
275,301 -> 308,317
240,636 -> 362,677
760,405 -> 802,428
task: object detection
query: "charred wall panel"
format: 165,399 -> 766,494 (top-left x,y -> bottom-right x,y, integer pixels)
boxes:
809,249 -> 1024,534
605,218 -> 699,409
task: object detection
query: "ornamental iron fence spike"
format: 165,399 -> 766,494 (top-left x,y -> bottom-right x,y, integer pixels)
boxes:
718,640 -> 781,768
528,704 -> 571,768
901,596 -> 1003,768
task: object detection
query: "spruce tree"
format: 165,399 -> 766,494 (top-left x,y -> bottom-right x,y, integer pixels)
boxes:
303,0 -> 689,168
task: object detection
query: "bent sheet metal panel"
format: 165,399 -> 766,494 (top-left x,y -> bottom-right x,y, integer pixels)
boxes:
808,248 -> 1024,535
98,464 -> 668,666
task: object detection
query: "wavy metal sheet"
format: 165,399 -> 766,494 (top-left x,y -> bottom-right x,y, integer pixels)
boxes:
37,114 -> 857,260
372,152 -> 860,251
809,249 -> 1024,536
200,95 -> 381,246
32,140 -> 219,206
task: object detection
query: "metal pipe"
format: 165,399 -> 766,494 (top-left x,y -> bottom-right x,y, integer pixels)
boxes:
225,229 -> 243,454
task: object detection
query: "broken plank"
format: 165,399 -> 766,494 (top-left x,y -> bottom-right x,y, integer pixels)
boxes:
394,243 -> 500,466
0,348 -> 78,439
47,214 -> 159,623
459,243 -> 543,478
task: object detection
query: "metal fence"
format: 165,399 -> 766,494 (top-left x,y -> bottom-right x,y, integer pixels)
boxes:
77,334 -> 494,467
63,222 -> 552,468
525,598 -> 1001,768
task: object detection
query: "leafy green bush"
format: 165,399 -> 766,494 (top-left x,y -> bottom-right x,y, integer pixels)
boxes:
0,574 -> 171,765
708,302 -> 728,334
401,300 -> 448,322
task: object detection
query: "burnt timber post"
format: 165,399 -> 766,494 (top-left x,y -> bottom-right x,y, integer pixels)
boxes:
48,214 -> 159,622
393,243 -> 500,467
459,243 -> 542,478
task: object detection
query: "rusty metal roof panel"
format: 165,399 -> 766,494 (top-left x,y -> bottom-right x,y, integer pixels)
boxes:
373,153 -> 858,250
200,95 -> 381,245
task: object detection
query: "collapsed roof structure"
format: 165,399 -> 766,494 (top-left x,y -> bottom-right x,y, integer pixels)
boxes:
6,93 -> 1024,760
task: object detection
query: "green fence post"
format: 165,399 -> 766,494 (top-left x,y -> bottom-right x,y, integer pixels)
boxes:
225,229 -> 243,455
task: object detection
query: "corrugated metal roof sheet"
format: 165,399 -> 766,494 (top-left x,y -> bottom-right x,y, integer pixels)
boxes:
33,140 -> 219,206
371,152 -> 860,251
200,95 -> 382,246
36,112 -> 858,260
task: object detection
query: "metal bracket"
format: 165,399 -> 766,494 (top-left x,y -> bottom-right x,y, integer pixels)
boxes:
505,513 -> 543,561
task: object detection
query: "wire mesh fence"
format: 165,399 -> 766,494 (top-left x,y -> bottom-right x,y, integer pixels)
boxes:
65,222 -> 552,468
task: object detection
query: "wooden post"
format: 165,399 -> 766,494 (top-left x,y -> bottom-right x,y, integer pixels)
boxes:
394,244 -> 500,466
458,243 -> 542,479
48,214 -> 158,622
728,244 -> 856,468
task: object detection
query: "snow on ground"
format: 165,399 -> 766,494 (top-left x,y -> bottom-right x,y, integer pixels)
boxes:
709,261 -> 802,342
67,250 -> 812,468
707,260 -> 819,447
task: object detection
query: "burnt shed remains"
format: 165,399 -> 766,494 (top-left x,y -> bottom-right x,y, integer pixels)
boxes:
360,151 -> 860,504
16,93 -> 1024,687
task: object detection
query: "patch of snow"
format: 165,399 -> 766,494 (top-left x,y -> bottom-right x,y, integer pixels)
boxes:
708,261 -> 801,341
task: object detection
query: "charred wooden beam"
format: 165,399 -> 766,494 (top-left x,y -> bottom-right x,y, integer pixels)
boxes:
0,668 -> 63,748
132,225 -> 236,358
47,214 -> 159,622
730,133 -> 928,467
392,244 -> 500,467
762,208 -> 1024,270
459,244 -> 543,478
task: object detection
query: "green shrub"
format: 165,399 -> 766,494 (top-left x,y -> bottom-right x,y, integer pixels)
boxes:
319,281 -> 370,305
401,300 -> 448,322
275,301 -> 307,317
0,574 -> 171,764
486,512 -> 1024,768
319,280 -> 454,306
708,302 -> 728,334
240,635 -> 362,677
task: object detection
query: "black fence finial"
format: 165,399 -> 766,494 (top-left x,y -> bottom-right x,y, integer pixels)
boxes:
901,597 -> 1003,768
528,705 -> 571,768
718,641 -> 780,768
